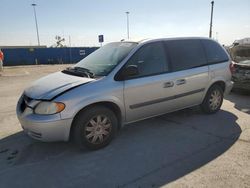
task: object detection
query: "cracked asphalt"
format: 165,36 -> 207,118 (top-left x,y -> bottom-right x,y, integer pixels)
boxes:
0,65 -> 250,188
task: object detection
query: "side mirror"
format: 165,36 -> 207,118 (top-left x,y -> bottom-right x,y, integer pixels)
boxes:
115,65 -> 139,81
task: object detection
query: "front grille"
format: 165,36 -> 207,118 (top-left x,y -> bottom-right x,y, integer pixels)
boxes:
29,131 -> 42,139
23,95 -> 33,103
20,99 -> 26,112
24,128 -> 42,139
20,94 -> 34,113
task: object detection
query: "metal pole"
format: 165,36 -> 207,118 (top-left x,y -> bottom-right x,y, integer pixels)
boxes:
69,35 -> 72,64
209,1 -> 214,38
32,3 -> 40,46
126,11 -> 130,40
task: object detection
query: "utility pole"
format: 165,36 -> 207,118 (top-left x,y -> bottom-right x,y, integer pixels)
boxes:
69,35 -> 72,64
31,3 -> 40,46
209,1 -> 214,38
125,11 -> 130,40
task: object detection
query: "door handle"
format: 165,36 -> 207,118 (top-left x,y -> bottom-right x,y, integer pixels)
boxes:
176,79 -> 186,85
163,81 -> 174,88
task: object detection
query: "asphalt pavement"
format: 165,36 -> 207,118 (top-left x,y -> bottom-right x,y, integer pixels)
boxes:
0,65 -> 249,188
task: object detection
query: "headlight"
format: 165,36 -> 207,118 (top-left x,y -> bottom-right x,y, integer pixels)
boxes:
34,101 -> 65,115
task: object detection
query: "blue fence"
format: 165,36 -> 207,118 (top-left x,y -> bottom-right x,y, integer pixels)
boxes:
2,47 -> 98,66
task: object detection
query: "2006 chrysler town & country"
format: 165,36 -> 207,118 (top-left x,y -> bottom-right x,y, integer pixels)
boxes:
16,37 -> 233,150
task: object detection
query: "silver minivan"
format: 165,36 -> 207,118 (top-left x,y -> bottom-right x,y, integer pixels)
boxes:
16,37 -> 233,149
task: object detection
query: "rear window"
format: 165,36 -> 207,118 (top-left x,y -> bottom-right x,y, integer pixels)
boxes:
201,39 -> 229,64
165,39 -> 207,72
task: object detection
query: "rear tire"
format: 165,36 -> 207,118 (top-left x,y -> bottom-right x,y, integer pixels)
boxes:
201,85 -> 224,114
72,106 -> 118,150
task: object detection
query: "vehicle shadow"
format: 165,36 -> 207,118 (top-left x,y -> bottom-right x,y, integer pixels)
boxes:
0,109 -> 241,188
226,90 -> 250,114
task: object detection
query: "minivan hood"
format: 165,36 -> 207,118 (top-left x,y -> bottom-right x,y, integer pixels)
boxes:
24,71 -> 94,100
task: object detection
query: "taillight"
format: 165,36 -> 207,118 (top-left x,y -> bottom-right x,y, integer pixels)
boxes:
229,62 -> 236,74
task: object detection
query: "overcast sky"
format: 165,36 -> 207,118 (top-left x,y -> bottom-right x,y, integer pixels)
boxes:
1,0 -> 250,47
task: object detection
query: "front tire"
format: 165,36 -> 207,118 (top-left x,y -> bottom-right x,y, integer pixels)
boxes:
201,85 -> 224,114
73,106 -> 118,150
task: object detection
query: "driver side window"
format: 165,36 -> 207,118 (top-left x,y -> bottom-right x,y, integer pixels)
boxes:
125,42 -> 169,78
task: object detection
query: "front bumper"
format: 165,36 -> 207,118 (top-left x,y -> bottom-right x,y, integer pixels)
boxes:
233,81 -> 250,90
232,71 -> 250,90
18,115 -> 73,142
16,96 -> 73,142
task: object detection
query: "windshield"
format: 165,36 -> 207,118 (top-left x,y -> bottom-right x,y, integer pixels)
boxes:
232,48 -> 250,63
74,42 -> 138,76
239,60 -> 250,65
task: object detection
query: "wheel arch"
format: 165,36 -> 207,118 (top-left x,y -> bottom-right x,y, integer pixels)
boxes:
200,80 -> 225,114
69,101 -> 123,140
201,79 -> 226,103
209,81 -> 226,92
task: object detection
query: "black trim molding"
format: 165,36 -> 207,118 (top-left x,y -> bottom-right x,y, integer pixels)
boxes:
129,88 -> 205,109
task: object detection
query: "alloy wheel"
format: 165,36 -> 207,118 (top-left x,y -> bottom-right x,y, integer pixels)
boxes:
209,89 -> 222,110
85,115 -> 112,144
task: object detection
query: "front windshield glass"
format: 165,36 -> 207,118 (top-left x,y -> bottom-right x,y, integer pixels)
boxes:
239,60 -> 250,65
75,42 -> 138,76
233,48 -> 250,63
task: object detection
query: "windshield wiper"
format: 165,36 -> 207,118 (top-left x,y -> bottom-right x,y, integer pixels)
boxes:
62,67 -> 95,78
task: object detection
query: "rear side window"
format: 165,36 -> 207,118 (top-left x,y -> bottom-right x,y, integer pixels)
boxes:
165,39 -> 207,72
201,39 -> 229,64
